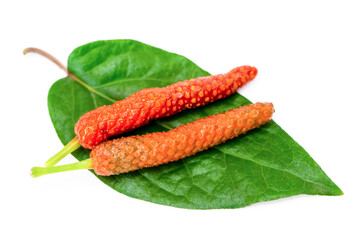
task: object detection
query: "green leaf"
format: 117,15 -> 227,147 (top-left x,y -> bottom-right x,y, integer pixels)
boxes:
48,39 -> 342,209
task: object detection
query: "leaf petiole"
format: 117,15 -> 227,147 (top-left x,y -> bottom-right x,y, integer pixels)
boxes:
31,159 -> 93,178
23,47 -> 68,73
23,47 -> 117,103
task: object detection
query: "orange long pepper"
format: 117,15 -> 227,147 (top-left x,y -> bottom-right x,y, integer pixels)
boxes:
31,102 -> 274,177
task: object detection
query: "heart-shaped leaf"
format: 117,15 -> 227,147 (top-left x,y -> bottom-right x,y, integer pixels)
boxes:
48,39 -> 342,209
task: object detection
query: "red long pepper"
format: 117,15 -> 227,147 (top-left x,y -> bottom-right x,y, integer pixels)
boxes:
47,66 -> 257,166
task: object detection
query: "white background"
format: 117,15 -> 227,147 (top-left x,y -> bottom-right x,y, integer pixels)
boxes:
1,0 -> 359,239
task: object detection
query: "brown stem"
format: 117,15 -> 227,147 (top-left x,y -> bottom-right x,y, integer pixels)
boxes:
23,47 -> 68,74
23,47 -> 117,103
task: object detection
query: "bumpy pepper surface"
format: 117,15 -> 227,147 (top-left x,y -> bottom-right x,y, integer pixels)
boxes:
75,66 -> 257,149
91,102 -> 274,176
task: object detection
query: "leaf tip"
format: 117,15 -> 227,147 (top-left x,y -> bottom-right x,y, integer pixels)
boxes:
336,188 -> 344,196
328,185 -> 344,196
330,182 -> 344,196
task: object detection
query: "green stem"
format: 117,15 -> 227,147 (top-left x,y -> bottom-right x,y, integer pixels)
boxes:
31,159 -> 93,178
45,137 -> 82,167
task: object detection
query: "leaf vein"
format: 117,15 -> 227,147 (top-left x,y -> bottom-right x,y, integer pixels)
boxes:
220,149 -> 330,191
93,78 -> 173,89
138,169 -> 191,201
222,153 -> 236,193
